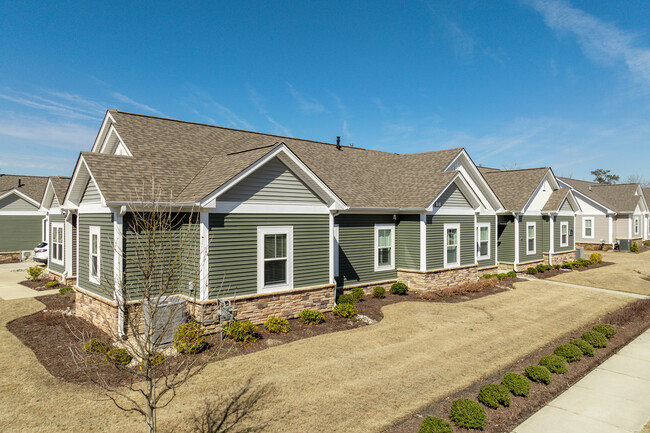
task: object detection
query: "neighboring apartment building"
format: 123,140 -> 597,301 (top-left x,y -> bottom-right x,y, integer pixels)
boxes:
40,177 -> 75,283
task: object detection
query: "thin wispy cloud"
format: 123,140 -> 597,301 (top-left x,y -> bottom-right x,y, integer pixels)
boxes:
0,92 -> 101,120
372,97 -> 389,113
247,87 -> 292,136
112,92 -> 166,116
287,83 -> 324,113
188,87 -> 253,130
426,3 -> 475,61
0,152 -> 76,172
0,113 -> 98,150
525,0 -> 650,87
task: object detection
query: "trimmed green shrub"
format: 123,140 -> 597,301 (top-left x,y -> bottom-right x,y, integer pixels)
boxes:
372,286 -> 386,298
26,265 -> 43,281
83,338 -> 109,354
350,287 -> 365,302
575,259 -> 592,267
104,348 -> 132,366
554,343 -> 583,362
45,281 -> 60,288
390,282 -> 408,295
481,273 -> 493,279
581,330 -> 608,348
631,241 -> 639,252
526,267 -> 538,275
524,365 -> 552,385
299,309 -> 325,325
337,294 -> 355,305
539,355 -> 568,374
477,383 -> 510,409
224,320 -> 260,343
58,286 -> 73,295
496,273 -> 506,280
449,398 -> 486,430
419,416 -> 453,433
506,271 -> 517,278
333,303 -> 357,318
263,317 -> 290,334
570,339 -> 595,357
592,324 -> 617,339
501,372 -> 531,397
174,321 -> 206,353
553,264 -> 561,270
644,240 -> 650,247
589,253 -> 602,263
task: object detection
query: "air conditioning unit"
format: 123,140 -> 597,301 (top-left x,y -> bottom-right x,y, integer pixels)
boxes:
143,296 -> 186,345
575,247 -> 584,259
618,239 -> 631,251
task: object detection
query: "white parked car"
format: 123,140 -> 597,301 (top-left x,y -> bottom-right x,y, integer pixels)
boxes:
33,242 -> 48,264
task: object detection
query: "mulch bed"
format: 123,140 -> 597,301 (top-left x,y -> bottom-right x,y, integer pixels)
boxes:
386,298 -> 650,433
19,277 -> 60,291
530,261 -> 614,280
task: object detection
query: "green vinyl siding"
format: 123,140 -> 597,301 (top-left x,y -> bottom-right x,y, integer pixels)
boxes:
81,178 -> 101,204
396,214 -> 420,270
0,215 -> 43,252
554,216 -> 574,252
209,214 -> 329,298
49,214 -> 65,274
497,215 -> 515,263
123,212 -> 200,301
335,214 -> 397,287
426,215 -> 474,270
78,213 -> 114,298
0,193 -> 38,211
438,184 -> 472,209
477,215 -> 496,269
519,215 -> 546,261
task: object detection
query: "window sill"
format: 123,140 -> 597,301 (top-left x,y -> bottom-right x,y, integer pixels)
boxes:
258,283 -> 292,293
374,265 -> 395,272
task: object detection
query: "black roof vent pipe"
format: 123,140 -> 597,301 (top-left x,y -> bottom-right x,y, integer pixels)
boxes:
336,136 -> 341,150
18,178 -> 23,188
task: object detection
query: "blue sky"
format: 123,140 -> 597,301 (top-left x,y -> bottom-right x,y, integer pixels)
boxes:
1,0 -> 650,181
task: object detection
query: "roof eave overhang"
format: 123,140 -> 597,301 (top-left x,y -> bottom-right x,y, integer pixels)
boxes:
0,188 -> 41,208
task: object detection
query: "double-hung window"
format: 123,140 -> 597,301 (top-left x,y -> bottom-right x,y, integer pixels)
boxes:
560,221 -> 569,247
89,226 -> 100,284
526,222 -> 536,255
476,223 -> 490,260
374,224 -> 395,271
51,223 -> 64,265
634,217 -> 640,236
257,226 -> 293,292
583,217 -> 594,238
444,223 -> 460,268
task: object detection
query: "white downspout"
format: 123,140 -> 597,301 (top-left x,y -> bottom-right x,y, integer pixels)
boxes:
114,207 -> 126,337
548,213 -> 554,265
331,211 -> 340,304
513,213 -> 520,272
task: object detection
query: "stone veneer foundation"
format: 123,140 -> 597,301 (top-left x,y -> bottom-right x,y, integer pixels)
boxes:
517,259 -> 545,271
577,242 -> 613,251
0,252 -> 19,263
477,266 -> 499,277
544,250 -> 577,266
397,265 -> 478,291
75,287 -> 119,334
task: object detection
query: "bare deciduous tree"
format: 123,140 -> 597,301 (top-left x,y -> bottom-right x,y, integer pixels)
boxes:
624,174 -> 650,187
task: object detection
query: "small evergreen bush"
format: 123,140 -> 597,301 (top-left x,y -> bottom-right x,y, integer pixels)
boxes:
570,339 -> 595,357
104,348 -> 132,366
263,317 -> 291,334
506,271 -> 517,278
589,253 -> 602,263
83,337 -> 109,354
337,294 -> 355,305
554,343 -> 583,362
449,398 -> 486,430
419,416 -> 453,433
644,240 -> 650,247
333,303 -> 357,318
58,286 -> 73,295
224,320 -> 260,343
501,372 -> 531,397
26,265 -> 43,281
299,309 -> 325,325
390,282 -> 408,295
481,274 -> 493,279
539,355 -> 568,374
477,383 -> 510,409
45,281 -> 59,288
350,287 -> 365,302
372,286 -> 386,298
592,324 -> 617,339
496,273 -> 506,280
581,330 -> 608,348
173,321 -> 206,353
553,264 -> 561,270
631,241 -> 639,252
526,267 -> 538,275
524,365 -> 552,385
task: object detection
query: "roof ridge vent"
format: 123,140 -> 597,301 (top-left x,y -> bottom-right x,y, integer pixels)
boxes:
336,136 -> 341,150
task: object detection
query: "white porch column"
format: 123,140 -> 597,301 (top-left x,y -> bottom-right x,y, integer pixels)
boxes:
420,213 -> 427,271
608,214 -> 613,247
473,212 -> 478,265
199,212 -> 210,301
548,215 -> 554,265
65,212 -> 73,276
514,215 -> 520,271
494,214 -> 498,264
113,209 -> 125,337
329,213 -> 335,285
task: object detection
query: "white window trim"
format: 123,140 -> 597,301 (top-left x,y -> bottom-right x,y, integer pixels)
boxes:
526,222 -> 537,255
476,222 -> 490,261
444,223 -> 461,268
257,226 -> 293,293
51,222 -> 64,265
89,226 -> 101,285
583,217 -> 594,239
374,223 -> 395,272
634,217 -> 640,235
560,221 -> 569,247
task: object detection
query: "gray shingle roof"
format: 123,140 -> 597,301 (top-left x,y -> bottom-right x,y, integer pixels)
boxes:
49,177 -> 71,202
541,188 -> 570,212
480,167 -> 550,211
0,174 -> 49,204
86,111 -> 463,208
559,178 -> 643,212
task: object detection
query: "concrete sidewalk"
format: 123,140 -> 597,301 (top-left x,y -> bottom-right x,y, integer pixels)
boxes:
513,328 -> 650,433
0,262 -> 58,300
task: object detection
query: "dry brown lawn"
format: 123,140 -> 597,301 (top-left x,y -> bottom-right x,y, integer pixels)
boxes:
0,280 -> 634,433
548,250 -> 650,295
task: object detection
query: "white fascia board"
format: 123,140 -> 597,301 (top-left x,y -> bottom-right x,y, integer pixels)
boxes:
636,185 -> 649,212
90,111 -> 116,153
521,170 -> 553,214
0,188 -> 42,208
212,202 -> 330,214
99,124 -> 133,156
571,189 -> 612,214
565,191 -> 581,213
426,172 -> 481,212
62,157 -> 107,209
444,149 -> 504,210
200,144 -> 346,209
39,179 -> 56,211
429,208 -> 476,216
340,207 -> 424,214
546,168 -> 560,189
0,210 -> 46,216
